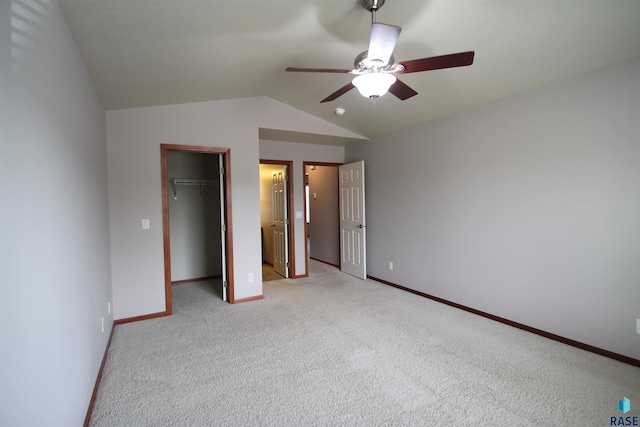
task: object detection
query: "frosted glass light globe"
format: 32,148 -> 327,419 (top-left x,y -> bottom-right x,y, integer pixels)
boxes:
352,73 -> 396,98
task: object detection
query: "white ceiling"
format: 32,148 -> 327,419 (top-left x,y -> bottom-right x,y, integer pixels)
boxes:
58,0 -> 640,138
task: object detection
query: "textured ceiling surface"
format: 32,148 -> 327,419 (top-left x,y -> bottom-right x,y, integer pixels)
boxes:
58,0 -> 640,138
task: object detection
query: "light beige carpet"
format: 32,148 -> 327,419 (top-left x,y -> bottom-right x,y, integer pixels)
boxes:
262,263 -> 284,282
90,261 -> 639,426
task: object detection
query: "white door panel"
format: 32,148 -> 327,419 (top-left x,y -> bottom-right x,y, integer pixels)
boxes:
219,155 -> 228,301
272,168 -> 289,278
339,161 -> 366,279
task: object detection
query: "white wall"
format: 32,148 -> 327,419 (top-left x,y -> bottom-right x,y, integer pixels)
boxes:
346,60 -> 640,360
0,1 -> 112,425
260,140 -> 345,276
107,97 -> 359,317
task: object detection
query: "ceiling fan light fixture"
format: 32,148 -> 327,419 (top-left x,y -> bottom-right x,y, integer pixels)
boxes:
352,73 -> 396,99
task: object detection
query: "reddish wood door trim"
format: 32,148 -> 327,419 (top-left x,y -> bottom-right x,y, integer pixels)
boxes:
161,144 -> 235,311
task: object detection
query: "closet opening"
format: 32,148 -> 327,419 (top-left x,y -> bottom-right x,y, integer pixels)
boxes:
161,144 -> 234,313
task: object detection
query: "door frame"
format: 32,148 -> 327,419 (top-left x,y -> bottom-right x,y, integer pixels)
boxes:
260,159 -> 295,278
302,161 -> 343,277
161,144 -> 235,312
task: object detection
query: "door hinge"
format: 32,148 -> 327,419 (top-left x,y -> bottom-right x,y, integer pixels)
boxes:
222,223 -> 227,232
285,218 -> 289,225
220,167 -> 225,175
286,262 -> 289,268
223,281 -> 228,288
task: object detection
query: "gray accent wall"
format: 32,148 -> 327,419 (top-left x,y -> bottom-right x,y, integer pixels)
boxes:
0,1 -> 112,424
346,60 -> 640,360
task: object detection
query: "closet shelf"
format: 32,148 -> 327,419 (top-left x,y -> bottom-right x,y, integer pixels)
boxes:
172,179 -> 217,199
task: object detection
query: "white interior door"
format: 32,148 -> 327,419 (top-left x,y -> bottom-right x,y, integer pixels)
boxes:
219,154 -> 228,301
272,168 -> 289,278
339,161 -> 366,279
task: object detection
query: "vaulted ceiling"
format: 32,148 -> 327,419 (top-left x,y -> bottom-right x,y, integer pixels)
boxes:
58,0 -> 640,138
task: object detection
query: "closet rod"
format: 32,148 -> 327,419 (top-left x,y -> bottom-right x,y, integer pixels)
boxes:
172,178 -> 217,199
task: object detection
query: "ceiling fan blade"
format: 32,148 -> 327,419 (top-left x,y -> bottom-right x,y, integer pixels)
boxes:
388,79 -> 418,100
286,67 -> 351,73
368,23 -> 401,66
395,51 -> 475,74
321,83 -> 355,103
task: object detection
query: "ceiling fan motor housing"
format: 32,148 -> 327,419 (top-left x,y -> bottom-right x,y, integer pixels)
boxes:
359,0 -> 386,12
354,51 -> 393,69
352,51 -> 404,74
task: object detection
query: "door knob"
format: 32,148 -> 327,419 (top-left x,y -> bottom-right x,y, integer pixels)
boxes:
357,224 -> 365,228
271,223 -> 276,227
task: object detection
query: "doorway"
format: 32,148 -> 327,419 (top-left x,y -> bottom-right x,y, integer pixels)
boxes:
259,160 -> 294,280
303,162 -> 341,273
161,144 -> 234,313
303,161 -> 367,280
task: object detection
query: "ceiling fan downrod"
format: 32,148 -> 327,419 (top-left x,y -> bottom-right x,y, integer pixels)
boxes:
359,0 -> 385,23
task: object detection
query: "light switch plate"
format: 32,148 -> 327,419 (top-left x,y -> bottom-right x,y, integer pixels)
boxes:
142,219 -> 150,229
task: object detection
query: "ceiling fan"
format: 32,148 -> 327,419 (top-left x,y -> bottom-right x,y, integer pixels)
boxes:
286,0 -> 475,103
